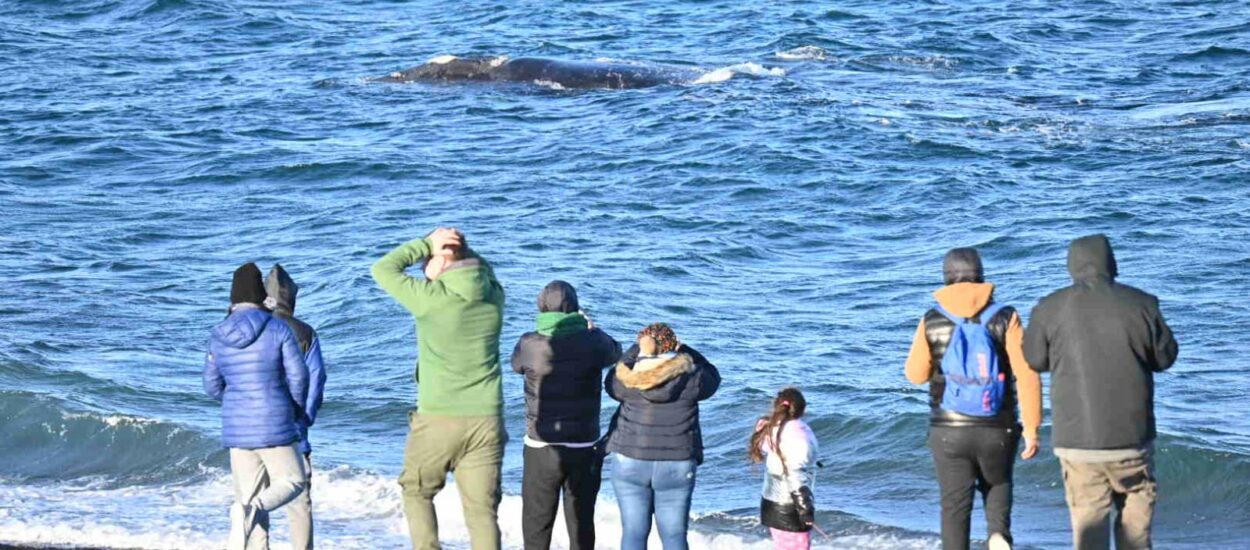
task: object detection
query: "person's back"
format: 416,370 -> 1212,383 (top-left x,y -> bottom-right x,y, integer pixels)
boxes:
904,248 -> 1041,550
511,280 -> 621,550
372,228 -> 506,550
204,263 -> 309,550
750,388 -> 820,550
605,323 -> 720,550
1024,234 -> 1177,550
264,264 -> 326,550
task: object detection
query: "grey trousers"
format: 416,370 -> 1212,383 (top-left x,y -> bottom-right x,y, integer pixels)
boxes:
230,444 -> 308,550
286,453 -> 314,550
1060,456 -> 1158,550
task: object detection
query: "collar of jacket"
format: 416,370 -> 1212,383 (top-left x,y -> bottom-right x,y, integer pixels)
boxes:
615,352 -> 694,390
535,311 -> 588,337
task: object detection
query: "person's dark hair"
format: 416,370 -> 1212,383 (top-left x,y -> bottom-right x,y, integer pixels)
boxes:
748,387 -> 807,474
942,247 -> 984,285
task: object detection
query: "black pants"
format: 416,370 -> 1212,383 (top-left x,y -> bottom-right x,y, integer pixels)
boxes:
928,425 -> 1019,550
522,444 -> 602,550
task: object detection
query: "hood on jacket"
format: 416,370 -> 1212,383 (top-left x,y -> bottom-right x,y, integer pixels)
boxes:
438,257 -> 496,302
538,280 -> 579,313
933,282 -> 996,319
1068,234 -> 1118,283
213,307 -> 273,349
615,352 -> 693,390
264,264 -> 299,315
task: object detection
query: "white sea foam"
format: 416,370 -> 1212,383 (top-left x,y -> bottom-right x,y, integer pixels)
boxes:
533,80 -> 567,91
694,63 -> 786,84
427,55 -> 457,65
775,46 -> 833,61
0,468 -> 929,550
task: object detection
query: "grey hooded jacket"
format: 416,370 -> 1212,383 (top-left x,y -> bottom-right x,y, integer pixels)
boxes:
1024,235 -> 1178,451
265,264 -> 327,454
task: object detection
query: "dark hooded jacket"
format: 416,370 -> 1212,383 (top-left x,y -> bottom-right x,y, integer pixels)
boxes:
1024,235 -> 1178,450
265,265 -> 327,454
204,305 -> 309,449
605,344 -> 720,463
511,282 -> 621,444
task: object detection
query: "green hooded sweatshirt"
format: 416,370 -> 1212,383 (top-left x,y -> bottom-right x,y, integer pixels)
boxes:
371,237 -> 505,417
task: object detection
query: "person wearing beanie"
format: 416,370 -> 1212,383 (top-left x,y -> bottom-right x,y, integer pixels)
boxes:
371,227 -> 507,550
903,248 -> 1042,550
605,323 -> 720,550
205,262 -> 310,549
264,264 -> 326,550
510,281 -> 621,550
1024,235 -> 1177,550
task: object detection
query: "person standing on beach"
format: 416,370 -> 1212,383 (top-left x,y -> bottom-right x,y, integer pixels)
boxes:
749,387 -> 821,550
372,228 -> 507,550
204,263 -> 309,550
605,323 -> 720,550
264,264 -> 327,550
511,280 -> 621,550
1024,234 -> 1177,550
904,248 -> 1042,550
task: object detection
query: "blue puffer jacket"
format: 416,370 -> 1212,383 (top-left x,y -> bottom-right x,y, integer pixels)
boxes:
204,306 -> 309,449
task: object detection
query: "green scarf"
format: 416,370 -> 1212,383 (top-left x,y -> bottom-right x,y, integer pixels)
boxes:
536,311 -> 589,337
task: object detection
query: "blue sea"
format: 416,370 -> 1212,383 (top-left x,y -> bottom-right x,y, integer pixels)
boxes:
2,0 -> 1249,548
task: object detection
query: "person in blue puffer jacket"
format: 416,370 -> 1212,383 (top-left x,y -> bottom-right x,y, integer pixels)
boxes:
204,262 -> 310,550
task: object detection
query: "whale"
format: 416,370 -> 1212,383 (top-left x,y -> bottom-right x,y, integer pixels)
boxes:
375,55 -> 703,89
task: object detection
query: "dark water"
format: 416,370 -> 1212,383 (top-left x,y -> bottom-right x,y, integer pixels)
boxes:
2,0 -> 1249,548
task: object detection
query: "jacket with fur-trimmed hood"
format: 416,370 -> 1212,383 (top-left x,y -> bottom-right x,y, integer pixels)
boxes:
605,343 -> 720,463
1024,234 -> 1178,450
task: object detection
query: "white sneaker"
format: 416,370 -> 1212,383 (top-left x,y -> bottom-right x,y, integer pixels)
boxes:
988,533 -> 1012,550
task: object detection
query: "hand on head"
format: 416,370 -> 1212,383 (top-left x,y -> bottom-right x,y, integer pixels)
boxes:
428,227 -> 464,257
424,228 -> 466,280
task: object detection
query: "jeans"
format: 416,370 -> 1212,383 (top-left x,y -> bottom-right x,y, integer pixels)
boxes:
522,445 -> 602,550
398,412 -> 507,550
1060,455 -> 1157,550
611,453 -> 697,550
928,426 -> 1018,550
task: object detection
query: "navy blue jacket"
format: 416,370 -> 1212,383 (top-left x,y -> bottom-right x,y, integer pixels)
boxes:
204,306 -> 309,449
605,344 -> 720,463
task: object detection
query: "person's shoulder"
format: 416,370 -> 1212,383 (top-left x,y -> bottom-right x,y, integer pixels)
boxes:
1110,281 -> 1159,303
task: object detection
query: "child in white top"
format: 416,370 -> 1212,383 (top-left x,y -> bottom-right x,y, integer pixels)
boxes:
749,387 -> 820,550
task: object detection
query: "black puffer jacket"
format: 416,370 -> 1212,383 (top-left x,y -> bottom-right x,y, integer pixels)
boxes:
511,282 -> 621,444
1024,234 -> 1178,450
605,344 -> 720,463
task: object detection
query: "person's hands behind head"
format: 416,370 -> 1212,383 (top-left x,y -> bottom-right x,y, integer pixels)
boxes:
427,227 -> 464,257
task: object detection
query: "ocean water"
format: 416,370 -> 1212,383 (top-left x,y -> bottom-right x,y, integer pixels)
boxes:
2,0 -> 1249,548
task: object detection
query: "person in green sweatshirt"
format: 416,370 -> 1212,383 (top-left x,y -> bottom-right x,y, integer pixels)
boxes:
371,227 -> 507,550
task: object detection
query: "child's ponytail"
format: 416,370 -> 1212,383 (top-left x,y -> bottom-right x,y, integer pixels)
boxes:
748,387 -> 807,473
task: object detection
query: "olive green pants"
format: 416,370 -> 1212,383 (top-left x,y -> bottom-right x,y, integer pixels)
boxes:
399,412 -> 507,550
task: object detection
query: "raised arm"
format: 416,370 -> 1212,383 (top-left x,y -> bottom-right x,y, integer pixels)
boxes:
371,236 -> 441,317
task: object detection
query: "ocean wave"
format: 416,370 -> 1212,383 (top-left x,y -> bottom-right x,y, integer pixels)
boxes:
775,46 -> 834,61
693,63 -> 786,85
0,467 -> 937,550
0,391 -> 223,486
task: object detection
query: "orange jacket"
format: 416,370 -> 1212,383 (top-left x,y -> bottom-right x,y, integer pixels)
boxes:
905,282 -> 1042,441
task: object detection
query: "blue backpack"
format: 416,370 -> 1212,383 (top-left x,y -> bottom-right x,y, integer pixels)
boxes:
936,302 -> 1007,417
